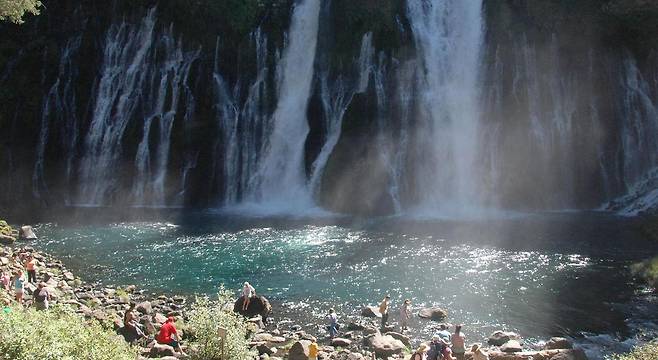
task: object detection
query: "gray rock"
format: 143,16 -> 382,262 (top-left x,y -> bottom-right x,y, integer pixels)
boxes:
19,226 -> 37,240
488,330 -> 521,346
150,343 -> 176,357
500,339 -> 523,353
368,334 -> 406,357
361,306 -> 382,318
544,337 -> 573,350
417,307 -> 447,321
331,338 -> 353,347
385,332 -> 411,347
288,340 -> 311,360
136,301 -> 152,315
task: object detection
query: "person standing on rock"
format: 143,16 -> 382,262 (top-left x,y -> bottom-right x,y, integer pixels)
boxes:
241,281 -> 256,311
326,308 -> 338,338
451,324 -> 466,360
13,271 -> 25,304
379,295 -> 391,330
33,282 -> 50,310
399,299 -> 412,331
25,255 -> 36,283
157,316 -> 186,356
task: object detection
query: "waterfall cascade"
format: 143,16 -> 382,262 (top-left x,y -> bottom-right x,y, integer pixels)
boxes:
405,0 -> 484,215
5,0 -> 658,216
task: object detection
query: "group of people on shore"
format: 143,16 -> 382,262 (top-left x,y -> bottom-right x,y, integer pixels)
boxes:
1,253 -> 51,310
320,295 -> 490,360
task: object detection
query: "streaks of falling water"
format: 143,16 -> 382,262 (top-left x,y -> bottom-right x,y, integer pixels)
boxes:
245,0 -> 322,211
78,8 -> 157,205
132,30 -> 200,205
405,0 -> 484,216
33,36 -> 82,202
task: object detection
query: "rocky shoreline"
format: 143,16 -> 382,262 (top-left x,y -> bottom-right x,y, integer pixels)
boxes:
0,234 -> 588,360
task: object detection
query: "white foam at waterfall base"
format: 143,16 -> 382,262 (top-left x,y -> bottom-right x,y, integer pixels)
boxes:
241,0 -> 321,213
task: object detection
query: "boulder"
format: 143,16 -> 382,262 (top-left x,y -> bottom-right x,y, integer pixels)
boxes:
234,295 -> 273,321
361,306 -> 382,318
288,340 -> 311,360
488,331 -> 521,346
331,338 -> 353,347
0,257 -> 8,265
136,301 -> 152,315
418,307 -> 448,321
385,331 -> 411,347
254,333 -> 275,342
549,349 -> 588,360
19,226 -> 37,240
257,343 -> 276,355
500,340 -> 523,353
63,271 -> 75,281
347,322 -> 366,331
368,334 -> 406,357
150,343 -> 176,357
544,337 -> 573,350
0,234 -> 15,244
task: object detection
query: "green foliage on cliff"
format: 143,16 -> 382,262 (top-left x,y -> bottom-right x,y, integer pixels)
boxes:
0,304 -> 138,360
631,256 -> 658,288
0,0 -> 41,24
186,286 -> 257,360
610,342 -> 658,360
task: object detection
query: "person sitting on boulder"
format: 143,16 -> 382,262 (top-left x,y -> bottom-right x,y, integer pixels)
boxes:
379,295 -> 391,330
411,343 -> 430,360
33,282 -> 50,310
123,302 -> 145,342
451,324 -> 466,360
13,271 -> 24,305
241,281 -> 256,311
470,344 -> 489,360
157,316 -> 186,356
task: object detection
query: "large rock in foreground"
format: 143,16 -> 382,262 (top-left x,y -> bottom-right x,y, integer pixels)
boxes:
234,296 -> 272,321
488,330 -> 521,346
417,307 -> 447,321
288,340 -> 311,360
19,226 -> 37,239
368,334 -> 406,357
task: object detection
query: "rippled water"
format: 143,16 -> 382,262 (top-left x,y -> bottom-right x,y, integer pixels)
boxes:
27,210 -> 658,358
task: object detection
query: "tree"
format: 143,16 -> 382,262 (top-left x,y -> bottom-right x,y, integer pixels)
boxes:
0,0 -> 42,24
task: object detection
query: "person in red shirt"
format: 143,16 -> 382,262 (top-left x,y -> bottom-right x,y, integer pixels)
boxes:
157,316 -> 186,355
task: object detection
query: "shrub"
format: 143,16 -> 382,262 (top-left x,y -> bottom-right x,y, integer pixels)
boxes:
609,342 -> 658,360
186,285 -> 257,360
0,304 -> 137,360
631,257 -> 658,288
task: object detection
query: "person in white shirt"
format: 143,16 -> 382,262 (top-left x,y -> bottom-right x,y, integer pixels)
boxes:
241,282 -> 256,311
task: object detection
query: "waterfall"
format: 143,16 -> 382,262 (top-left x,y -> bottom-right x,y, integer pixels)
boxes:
78,8 -> 157,205
608,53 -> 658,215
308,32 -> 375,196
132,29 -> 200,206
245,0 -> 321,209
406,0 -> 484,215
33,36 -> 81,201
214,29 -> 270,205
